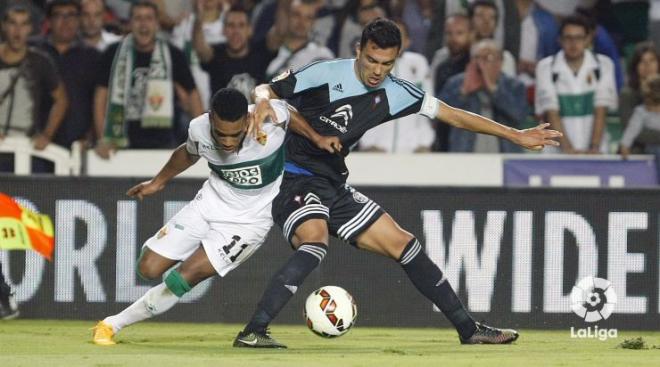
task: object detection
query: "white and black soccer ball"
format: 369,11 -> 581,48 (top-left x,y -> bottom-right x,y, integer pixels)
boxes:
304,286 -> 357,338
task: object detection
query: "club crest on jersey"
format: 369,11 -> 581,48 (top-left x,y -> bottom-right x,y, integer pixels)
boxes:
156,226 -> 168,239
352,191 -> 369,203
272,69 -> 291,83
256,130 -> 268,145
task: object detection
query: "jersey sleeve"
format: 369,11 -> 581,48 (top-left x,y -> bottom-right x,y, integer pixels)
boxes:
185,119 -> 202,156
386,76 -> 437,120
269,60 -> 329,99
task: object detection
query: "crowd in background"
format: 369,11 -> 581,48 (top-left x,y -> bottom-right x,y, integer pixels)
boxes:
0,0 -> 659,172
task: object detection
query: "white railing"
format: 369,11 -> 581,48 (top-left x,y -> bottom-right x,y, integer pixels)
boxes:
0,136 -> 81,175
1,136 -> 655,187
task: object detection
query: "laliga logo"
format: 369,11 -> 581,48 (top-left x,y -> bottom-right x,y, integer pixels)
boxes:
569,276 -> 618,340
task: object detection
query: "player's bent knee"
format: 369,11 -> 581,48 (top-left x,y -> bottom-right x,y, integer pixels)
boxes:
292,219 -> 329,247
164,270 -> 192,297
137,260 -> 163,281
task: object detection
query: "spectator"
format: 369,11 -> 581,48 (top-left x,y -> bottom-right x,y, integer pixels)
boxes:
172,0 -> 228,109
0,4 -> 67,172
429,13 -> 472,151
652,0 -> 660,49
577,7 -> 625,91
535,15 -> 617,154
430,14 -> 472,91
0,0 -> 44,36
620,42 -> 660,152
510,0 -> 560,79
325,0 -> 387,58
467,0 -> 516,76
32,0 -> 101,149
265,0 -> 334,82
80,0 -> 121,52
358,20 -> 434,153
95,1 -> 202,157
619,75 -> 660,180
389,0 -> 434,55
193,5 -> 279,101
440,39 -> 527,153
149,0 -> 192,32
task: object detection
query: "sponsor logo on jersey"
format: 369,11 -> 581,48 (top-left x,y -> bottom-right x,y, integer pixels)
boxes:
272,69 -> 291,82
319,104 -> 353,133
332,83 -> 344,92
220,165 -> 263,186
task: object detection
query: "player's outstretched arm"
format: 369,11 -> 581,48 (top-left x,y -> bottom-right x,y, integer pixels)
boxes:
436,100 -> 563,151
288,107 -> 342,154
126,144 -> 200,200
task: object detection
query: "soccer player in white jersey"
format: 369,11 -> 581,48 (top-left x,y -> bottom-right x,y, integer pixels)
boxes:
92,88 -> 339,345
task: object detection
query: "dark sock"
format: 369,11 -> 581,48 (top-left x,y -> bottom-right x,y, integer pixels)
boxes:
399,238 -> 477,339
244,242 -> 328,333
0,263 -> 10,295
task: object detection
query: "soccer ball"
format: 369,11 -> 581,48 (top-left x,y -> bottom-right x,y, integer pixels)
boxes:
303,286 -> 357,338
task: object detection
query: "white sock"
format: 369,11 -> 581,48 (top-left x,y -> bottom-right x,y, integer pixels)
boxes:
103,283 -> 180,333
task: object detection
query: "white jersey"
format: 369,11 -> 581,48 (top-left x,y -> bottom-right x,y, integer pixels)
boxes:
185,99 -> 290,223
265,42 -> 335,82
144,99 -> 290,277
535,50 -> 617,152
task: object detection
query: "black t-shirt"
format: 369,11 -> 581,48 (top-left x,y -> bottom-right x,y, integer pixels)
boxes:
270,59 -> 428,184
32,38 -> 100,147
200,39 -> 277,95
0,48 -> 60,136
97,41 -> 196,149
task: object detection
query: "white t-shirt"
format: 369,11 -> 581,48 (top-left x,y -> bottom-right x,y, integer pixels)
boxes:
535,51 -> 618,152
172,14 -> 226,109
265,42 -> 334,81
185,100 -> 289,221
359,51 -> 435,153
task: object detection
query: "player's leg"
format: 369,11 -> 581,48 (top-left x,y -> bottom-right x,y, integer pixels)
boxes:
93,201 -> 209,345
0,262 -> 19,320
235,175 -> 331,348
356,213 -> 519,344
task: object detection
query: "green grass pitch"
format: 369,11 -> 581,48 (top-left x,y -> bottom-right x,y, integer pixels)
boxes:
1,320 -> 659,367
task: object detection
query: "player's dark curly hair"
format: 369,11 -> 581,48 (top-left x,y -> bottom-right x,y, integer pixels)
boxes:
211,88 -> 248,122
359,18 -> 401,51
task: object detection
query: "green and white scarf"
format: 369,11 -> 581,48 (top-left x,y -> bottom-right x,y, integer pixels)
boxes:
104,34 -> 174,147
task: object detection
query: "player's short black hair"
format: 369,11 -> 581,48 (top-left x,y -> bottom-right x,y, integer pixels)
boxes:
359,18 -> 401,51
46,0 -> 81,18
468,0 -> 498,19
559,15 -> 590,36
129,0 -> 158,19
211,88 -> 248,122
2,3 -> 32,22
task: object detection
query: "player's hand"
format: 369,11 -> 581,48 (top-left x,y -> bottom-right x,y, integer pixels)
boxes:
513,123 -> 562,151
619,145 -> 631,160
32,134 -> 50,150
248,98 -> 278,138
94,140 -> 114,160
314,136 -> 343,154
126,180 -> 165,200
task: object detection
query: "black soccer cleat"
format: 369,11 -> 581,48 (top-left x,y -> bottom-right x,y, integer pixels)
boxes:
233,329 -> 287,349
459,322 -> 519,344
0,291 -> 19,320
